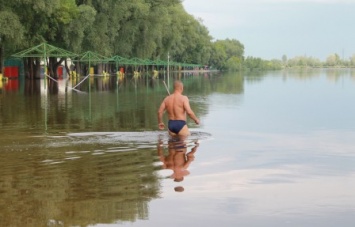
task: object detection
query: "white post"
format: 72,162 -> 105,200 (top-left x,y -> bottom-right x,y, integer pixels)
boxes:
167,52 -> 170,89
44,44 -> 47,90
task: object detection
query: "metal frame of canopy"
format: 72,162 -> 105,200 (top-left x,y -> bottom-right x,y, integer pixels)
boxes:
12,42 -> 78,89
128,57 -> 148,72
12,42 -> 78,58
12,42 -> 79,132
109,55 -> 131,69
71,51 -> 111,94
75,51 -> 110,76
12,42 -> 203,76
10,42 -> 205,97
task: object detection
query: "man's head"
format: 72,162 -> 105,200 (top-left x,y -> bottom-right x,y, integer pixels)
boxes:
174,80 -> 184,93
174,186 -> 185,192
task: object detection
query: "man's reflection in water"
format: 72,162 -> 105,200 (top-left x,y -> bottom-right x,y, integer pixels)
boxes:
157,137 -> 199,192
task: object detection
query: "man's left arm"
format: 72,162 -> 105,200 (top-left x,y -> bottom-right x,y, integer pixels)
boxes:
183,96 -> 200,125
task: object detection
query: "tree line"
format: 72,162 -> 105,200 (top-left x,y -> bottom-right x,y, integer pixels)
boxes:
1,0 -> 354,74
0,0 -> 246,75
243,53 -> 355,71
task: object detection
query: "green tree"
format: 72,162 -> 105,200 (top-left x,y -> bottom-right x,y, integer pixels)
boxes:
282,54 -> 288,67
209,39 -> 244,70
226,56 -> 242,71
2,0 -> 243,76
209,43 -> 227,70
0,10 -> 24,72
244,56 -> 263,70
167,6 -> 212,65
350,54 -> 355,67
61,4 -> 96,53
8,0 -> 97,78
325,53 -> 340,67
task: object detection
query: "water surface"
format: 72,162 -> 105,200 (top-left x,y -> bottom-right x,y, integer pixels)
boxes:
0,69 -> 355,227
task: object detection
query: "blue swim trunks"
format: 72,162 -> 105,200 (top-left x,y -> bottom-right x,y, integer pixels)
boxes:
168,120 -> 186,134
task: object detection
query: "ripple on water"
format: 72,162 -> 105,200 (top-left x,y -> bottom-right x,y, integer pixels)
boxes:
0,130 -> 212,170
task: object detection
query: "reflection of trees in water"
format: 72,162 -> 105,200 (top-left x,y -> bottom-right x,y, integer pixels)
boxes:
3,68 -> 354,133
0,143 -> 160,227
325,68 -> 352,82
277,68 -> 322,81
243,68 -> 323,83
243,70 -> 268,83
0,72 -> 246,132
278,68 -> 354,83
181,71 -> 244,95
1,74 -> 218,132
351,69 -> 355,82
215,72 -> 244,95
243,68 -> 355,84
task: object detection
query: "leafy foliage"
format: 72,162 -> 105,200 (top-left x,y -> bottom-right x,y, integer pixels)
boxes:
209,39 -> 244,70
1,0 -> 255,72
2,0 -> 355,74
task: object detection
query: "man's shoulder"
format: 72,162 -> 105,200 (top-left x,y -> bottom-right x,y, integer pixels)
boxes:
182,95 -> 189,100
164,95 -> 173,101
163,95 -> 174,104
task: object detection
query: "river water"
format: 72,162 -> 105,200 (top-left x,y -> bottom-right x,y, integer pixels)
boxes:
0,69 -> 354,227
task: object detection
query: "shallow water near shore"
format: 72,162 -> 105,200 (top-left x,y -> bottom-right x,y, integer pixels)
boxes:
1,69 -> 355,227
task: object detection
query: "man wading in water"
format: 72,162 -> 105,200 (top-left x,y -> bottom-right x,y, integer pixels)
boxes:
158,80 -> 200,137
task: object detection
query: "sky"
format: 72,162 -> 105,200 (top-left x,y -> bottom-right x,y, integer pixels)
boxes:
182,0 -> 355,60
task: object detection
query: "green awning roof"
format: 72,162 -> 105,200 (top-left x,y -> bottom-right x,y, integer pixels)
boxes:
12,42 -> 77,58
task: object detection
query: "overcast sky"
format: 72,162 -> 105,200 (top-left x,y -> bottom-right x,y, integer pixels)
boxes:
182,0 -> 355,60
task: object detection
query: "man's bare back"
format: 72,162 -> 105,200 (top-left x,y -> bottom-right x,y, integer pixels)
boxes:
158,81 -> 199,137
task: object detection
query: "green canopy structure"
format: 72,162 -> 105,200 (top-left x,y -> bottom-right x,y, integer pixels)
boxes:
12,42 -> 204,82
77,51 -> 108,63
128,57 -> 148,70
12,42 -> 77,59
152,59 -> 168,66
109,55 -> 131,65
75,51 -> 109,76
12,42 -> 78,88
109,55 -> 134,73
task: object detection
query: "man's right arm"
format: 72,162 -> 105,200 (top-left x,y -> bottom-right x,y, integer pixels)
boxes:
158,99 -> 166,129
